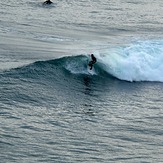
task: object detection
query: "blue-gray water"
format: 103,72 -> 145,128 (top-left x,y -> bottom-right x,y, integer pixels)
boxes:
0,0 -> 163,162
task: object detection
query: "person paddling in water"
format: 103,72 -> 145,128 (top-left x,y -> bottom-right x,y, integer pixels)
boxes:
88,54 -> 97,70
43,0 -> 53,5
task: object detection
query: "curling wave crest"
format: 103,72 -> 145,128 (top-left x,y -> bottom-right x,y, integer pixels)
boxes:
97,40 -> 163,82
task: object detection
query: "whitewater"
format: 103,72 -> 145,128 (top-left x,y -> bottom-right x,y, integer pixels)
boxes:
0,0 -> 163,163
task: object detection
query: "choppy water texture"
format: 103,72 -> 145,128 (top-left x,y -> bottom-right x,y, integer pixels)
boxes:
0,0 -> 163,162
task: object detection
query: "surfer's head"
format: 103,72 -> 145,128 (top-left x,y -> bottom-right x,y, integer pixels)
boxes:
91,54 -> 94,57
43,0 -> 53,4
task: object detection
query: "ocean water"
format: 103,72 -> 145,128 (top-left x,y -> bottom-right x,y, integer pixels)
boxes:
0,0 -> 163,162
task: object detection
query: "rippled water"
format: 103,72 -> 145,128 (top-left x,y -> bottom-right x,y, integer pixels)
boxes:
0,0 -> 163,162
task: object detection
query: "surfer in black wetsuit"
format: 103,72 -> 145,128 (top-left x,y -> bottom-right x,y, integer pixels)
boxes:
43,0 -> 53,5
88,54 -> 97,70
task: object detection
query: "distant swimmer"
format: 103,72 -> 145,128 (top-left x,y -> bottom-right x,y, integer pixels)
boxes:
43,0 -> 53,5
88,54 -> 97,70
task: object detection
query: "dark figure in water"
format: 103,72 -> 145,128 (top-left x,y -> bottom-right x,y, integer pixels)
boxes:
88,54 -> 97,70
43,0 -> 53,5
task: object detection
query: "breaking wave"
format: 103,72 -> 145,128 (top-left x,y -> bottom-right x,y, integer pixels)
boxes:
2,40 -> 163,82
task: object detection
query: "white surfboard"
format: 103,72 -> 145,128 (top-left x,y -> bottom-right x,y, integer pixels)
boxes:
87,65 -> 96,75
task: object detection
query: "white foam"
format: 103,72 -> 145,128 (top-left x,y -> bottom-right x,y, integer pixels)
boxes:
96,40 -> 163,82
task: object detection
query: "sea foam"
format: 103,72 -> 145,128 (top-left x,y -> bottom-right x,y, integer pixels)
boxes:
97,40 -> 163,82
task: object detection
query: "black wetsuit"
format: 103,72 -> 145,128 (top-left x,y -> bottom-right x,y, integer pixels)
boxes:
43,0 -> 53,5
88,54 -> 97,70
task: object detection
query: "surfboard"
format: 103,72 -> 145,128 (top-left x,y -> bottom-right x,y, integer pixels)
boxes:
87,65 -> 96,75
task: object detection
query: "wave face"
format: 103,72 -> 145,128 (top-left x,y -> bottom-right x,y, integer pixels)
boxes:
3,54 -> 110,80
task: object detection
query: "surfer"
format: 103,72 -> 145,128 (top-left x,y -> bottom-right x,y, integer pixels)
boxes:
88,54 -> 97,70
43,0 -> 53,5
